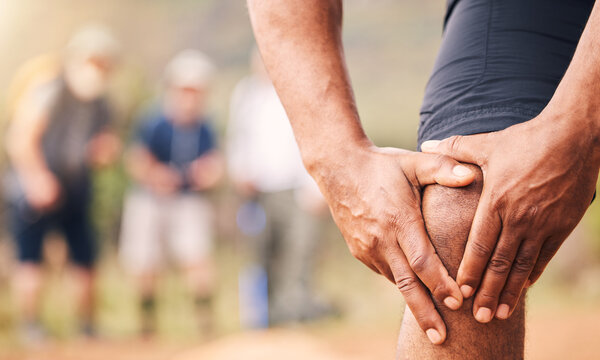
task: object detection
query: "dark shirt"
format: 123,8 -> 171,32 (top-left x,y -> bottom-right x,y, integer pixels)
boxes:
418,0 -> 595,147
42,78 -> 111,189
136,111 -> 217,191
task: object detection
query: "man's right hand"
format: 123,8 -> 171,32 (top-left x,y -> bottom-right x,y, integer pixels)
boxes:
148,164 -> 182,195
22,170 -> 61,211
248,0 -> 476,344
311,144 -> 474,344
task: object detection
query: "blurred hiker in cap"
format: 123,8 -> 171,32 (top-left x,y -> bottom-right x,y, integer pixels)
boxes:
118,49 -> 223,337
3,23 -> 120,342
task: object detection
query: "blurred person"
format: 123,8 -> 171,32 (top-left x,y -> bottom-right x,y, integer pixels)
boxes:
119,50 -> 223,336
249,0 -> 600,358
3,24 -> 120,342
227,51 -> 335,326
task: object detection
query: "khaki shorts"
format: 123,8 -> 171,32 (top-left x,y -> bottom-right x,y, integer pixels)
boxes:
119,189 -> 214,274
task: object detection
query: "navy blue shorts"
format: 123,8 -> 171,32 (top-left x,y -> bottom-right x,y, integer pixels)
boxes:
417,0 -> 594,147
8,196 -> 96,268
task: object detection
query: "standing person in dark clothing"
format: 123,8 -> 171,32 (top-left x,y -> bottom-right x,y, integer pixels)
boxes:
248,0 -> 600,358
4,24 -> 120,342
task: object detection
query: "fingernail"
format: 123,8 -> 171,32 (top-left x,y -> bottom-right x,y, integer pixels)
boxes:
426,329 -> 443,345
444,296 -> 461,310
496,304 -> 510,319
460,285 -> 473,298
421,140 -> 441,152
475,307 -> 492,323
452,165 -> 471,177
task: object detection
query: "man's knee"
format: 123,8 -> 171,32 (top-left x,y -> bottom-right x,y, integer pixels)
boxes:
421,163 -> 483,277
398,164 -> 525,359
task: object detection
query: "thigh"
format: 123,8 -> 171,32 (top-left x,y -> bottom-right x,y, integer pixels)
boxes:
167,194 -> 214,267
60,204 -> 96,268
118,190 -> 163,274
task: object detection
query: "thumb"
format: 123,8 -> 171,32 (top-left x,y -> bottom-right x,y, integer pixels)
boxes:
405,152 -> 476,188
421,134 -> 486,165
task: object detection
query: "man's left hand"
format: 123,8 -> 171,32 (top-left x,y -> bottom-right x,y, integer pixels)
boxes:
422,110 -> 599,323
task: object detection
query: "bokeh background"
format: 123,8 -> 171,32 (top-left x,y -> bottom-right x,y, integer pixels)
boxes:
0,0 -> 599,359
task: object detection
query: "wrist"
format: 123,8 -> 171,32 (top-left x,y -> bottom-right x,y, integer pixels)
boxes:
547,81 -> 600,146
301,133 -> 373,177
541,99 -> 600,167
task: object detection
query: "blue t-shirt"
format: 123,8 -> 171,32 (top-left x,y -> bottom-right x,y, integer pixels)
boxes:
136,111 -> 217,189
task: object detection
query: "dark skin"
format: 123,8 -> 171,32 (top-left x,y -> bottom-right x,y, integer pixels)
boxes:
249,0 -> 474,344
248,0 -> 600,344
398,165 -> 526,359
421,1 -> 600,322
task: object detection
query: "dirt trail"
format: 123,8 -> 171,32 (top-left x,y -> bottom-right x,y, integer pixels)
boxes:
2,306 -> 599,360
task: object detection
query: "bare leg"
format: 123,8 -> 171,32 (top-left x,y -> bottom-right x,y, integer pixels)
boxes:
71,266 -> 95,334
397,165 -> 525,359
181,260 -> 216,299
135,271 -> 158,336
12,263 -> 43,324
182,261 -> 216,334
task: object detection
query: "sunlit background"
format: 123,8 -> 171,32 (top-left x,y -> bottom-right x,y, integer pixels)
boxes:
0,1 -> 599,359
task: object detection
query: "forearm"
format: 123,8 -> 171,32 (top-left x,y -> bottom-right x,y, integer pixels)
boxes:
248,0 -> 370,172
6,134 -> 52,179
546,1 -> 600,154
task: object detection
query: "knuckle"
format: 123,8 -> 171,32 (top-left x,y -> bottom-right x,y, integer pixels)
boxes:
487,255 -> 512,276
475,290 -> 498,305
500,288 -> 520,305
469,240 -> 494,258
412,310 -> 436,329
396,275 -> 420,294
408,253 -> 430,274
390,213 -> 420,234
433,153 -> 451,169
508,206 -> 538,226
348,245 -> 361,259
446,135 -> 463,153
352,233 -> 381,255
430,281 -> 449,300
513,251 -> 537,273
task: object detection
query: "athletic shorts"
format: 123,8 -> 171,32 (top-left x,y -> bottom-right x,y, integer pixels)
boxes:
118,189 -> 215,275
7,196 -> 96,268
417,0 -> 594,147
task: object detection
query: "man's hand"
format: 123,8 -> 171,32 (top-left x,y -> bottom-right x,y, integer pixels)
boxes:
188,152 -> 224,191
422,111 -> 599,323
148,163 -> 182,195
21,170 -> 62,211
312,144 -> 475,344
87,131 -> 121,167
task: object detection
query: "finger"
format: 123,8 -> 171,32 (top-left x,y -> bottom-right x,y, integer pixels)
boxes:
456,192 -> 502,300
394,214 -> 463,310
496,239 -> 543,319
471,230 -> 523,323
386,246 -> 447,345
404,152 -> 475,188
364,259 -> 384,277
351,250 -> 387,278
527,236 -> 563,286
421,134 -> 488,165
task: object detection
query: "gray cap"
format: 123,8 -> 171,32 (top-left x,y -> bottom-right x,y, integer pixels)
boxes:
66,23 -> 119,61
164,49 -> 215,90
